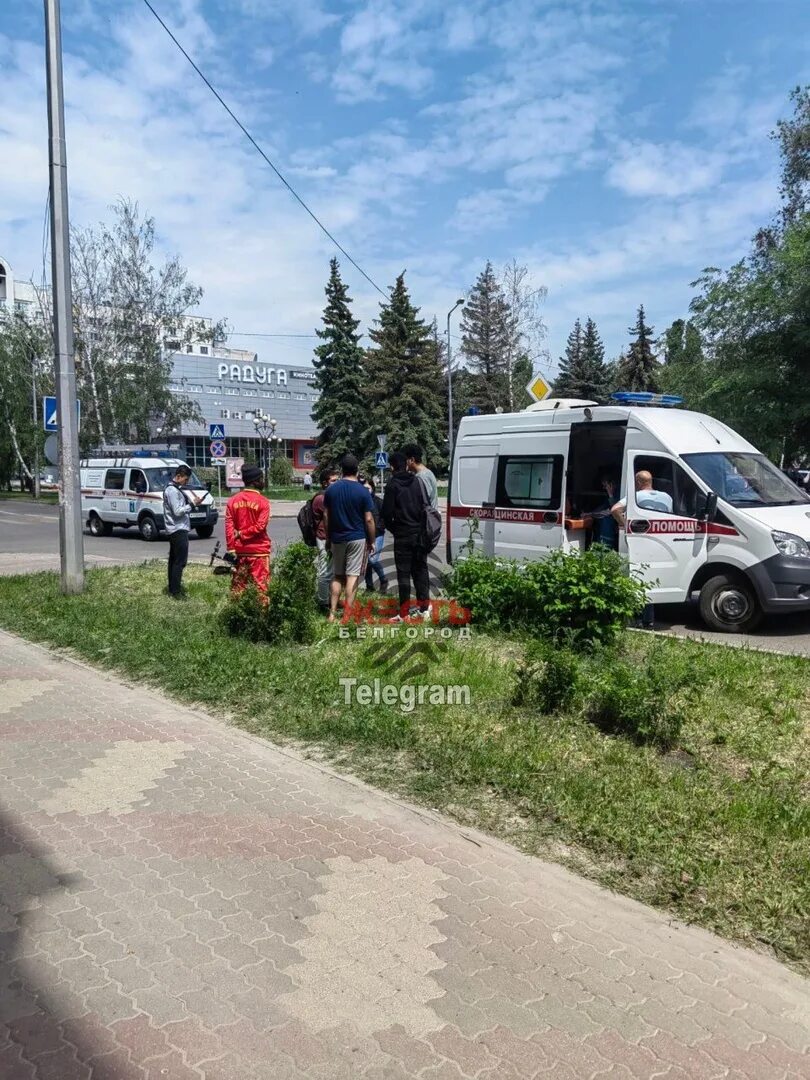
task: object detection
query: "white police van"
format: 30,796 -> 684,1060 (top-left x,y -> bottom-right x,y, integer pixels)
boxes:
449,393 -> 810,632
80,453 -> 218,542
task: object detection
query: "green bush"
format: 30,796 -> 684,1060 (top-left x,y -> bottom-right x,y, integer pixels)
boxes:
269,454 -> 294,487
221,541 -> 318,645
448,548 -> 646,649
583,647 -> 687,749
513,639 -> 580,714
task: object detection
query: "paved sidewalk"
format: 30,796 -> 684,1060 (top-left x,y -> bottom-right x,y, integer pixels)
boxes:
0,632 -> 807,1080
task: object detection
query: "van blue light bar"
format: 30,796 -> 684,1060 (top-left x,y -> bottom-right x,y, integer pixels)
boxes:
611,391 -> 683,407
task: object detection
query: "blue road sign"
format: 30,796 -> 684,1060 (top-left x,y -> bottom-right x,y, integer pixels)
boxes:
374,450 -> 389,470
210,439 -> 226,458
42,396 -> 80,432
209,423 -> 226,439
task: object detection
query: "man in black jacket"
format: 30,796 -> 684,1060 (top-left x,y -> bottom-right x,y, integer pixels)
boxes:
382,451 -> 430,619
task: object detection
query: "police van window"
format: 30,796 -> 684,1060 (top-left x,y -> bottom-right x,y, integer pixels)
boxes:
105,468 -> 126,491
632,456 -> 702,517
497,455 -> 562,509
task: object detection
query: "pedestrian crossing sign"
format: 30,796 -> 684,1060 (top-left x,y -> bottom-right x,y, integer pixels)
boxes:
375,450 -> 389,470
209,423 -> 226,439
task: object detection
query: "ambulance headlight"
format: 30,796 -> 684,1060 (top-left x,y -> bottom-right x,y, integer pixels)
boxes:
771,531 -> 810,559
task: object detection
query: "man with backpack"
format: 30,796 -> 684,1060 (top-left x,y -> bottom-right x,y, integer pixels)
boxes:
306,468 -> 339,608
382,451 -> 434,620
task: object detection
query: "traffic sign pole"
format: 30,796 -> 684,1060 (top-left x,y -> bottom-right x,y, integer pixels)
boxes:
45,0 -> 84,594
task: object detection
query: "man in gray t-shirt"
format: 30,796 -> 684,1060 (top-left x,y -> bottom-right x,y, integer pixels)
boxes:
403,443 -> 438,509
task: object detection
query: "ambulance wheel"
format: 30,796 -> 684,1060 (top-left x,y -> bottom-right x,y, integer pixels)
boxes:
88,513 -> 113,538
698,573 -> 762,633
195,525 -> 214,539
138,514 -> 160,542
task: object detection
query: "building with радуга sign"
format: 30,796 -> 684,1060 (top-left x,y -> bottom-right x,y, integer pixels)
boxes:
166,326 -> 319,473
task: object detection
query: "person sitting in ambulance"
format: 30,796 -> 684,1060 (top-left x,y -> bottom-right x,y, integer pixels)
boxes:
611,469 -> 673,527
584,468 -> 620,550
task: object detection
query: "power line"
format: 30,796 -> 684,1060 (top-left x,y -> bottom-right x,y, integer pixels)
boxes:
140,0 -> 386,298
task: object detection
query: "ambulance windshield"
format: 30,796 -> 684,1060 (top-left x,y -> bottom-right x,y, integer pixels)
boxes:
682,452 -> 809,508
146,468 -> 207,492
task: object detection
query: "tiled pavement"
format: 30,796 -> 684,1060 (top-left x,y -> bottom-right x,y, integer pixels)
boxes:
0,631 -> 808,1080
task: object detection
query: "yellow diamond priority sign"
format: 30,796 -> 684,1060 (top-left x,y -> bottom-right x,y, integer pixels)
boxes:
526,372 -> 552,402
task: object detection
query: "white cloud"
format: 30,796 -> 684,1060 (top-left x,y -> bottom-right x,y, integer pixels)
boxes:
606,141 -> 727,198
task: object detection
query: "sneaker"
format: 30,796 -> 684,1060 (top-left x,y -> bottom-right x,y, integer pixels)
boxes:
379,580 -> 389,594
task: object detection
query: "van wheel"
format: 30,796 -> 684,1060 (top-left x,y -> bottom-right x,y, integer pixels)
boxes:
195,525 -> 214,539
139,514 -> 159,542
698,573 -> 762,633
88,513 -> 113,538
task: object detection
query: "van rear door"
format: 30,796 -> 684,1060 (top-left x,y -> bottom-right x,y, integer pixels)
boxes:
621,451 -> 710,603
450,444 -> 498,558
493,448 -> 565,562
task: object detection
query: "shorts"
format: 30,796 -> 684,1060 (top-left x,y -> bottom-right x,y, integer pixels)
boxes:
331,539 -> 367,578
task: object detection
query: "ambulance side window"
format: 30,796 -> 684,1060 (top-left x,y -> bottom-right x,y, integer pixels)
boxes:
497,455 -> 563,509
633,456 -> 702,517
130,469 -> 147,494
105,469 -> 126,491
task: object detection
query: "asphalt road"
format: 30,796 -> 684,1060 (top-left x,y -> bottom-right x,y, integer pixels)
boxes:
2,498 -> 810,656
0,498 -> 302,575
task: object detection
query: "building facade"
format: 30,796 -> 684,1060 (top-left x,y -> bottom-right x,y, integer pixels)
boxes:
166,342 -> 320,472
0,257 -> 44,317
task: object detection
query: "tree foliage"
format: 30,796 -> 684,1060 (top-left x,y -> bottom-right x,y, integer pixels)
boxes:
363,272 -> 446,469
459,261 -> 515,412
555,317 -> 610,400
618,306 -> 659,392
666,86 -> 810,461
68,199 -> 207,448
311,257 -> 366,471
0,314 -> 52,487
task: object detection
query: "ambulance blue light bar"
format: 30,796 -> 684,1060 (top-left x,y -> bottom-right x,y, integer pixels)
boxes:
611,391 -> 683,407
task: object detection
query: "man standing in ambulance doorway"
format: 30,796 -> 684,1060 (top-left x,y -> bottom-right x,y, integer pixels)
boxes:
225,464 -> 272,599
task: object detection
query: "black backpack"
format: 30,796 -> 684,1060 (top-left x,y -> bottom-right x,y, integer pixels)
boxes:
297,497 -> 318,547
419,482 -> 442,553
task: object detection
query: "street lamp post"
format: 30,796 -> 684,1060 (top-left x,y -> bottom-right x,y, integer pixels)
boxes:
155,424 -> 178,454
446,298 -> 465,467
253,412 -> 280,485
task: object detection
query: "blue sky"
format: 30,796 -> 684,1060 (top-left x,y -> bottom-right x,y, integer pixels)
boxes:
2,0 -> 809,375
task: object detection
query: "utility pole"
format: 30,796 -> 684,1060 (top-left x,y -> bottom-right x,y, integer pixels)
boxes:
446,299 -> 464,466
45,0 -> 84,592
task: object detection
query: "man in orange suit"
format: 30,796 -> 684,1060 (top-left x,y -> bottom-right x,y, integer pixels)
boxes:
225,464 -> 271,598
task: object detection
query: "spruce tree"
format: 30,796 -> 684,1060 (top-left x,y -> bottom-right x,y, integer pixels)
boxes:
312,257 -> 366,471
459,261 -> 514,412
363,273 -> 446,470
619,305 -> 659,391
553,318 -> 586,397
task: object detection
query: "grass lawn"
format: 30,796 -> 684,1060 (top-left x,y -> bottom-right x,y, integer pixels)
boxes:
0,491 -> 59,504
0,562 -> 808,972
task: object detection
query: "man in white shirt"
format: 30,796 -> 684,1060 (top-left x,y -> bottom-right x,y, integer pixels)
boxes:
162,465 -> 203,599
611,470 -> 673,630
611,470 -> 673,528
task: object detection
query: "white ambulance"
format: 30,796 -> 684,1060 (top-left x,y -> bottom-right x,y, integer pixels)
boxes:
80,453 -> 218,542
448,393 -> 810,632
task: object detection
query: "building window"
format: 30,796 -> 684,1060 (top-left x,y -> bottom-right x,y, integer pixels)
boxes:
262,392 -> 275,399
200,345 -> 209,355
294,393 -> 307,401
185,345 -> 193,353
188,384 -> 203,393
277,391 -> 290,399
243,389 -> 257,397
225,387 -> 238,396
205,386 -> 217,394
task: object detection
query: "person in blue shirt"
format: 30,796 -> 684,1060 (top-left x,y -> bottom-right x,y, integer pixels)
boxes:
322,454 -> 376,622
585,468 -> 621,551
